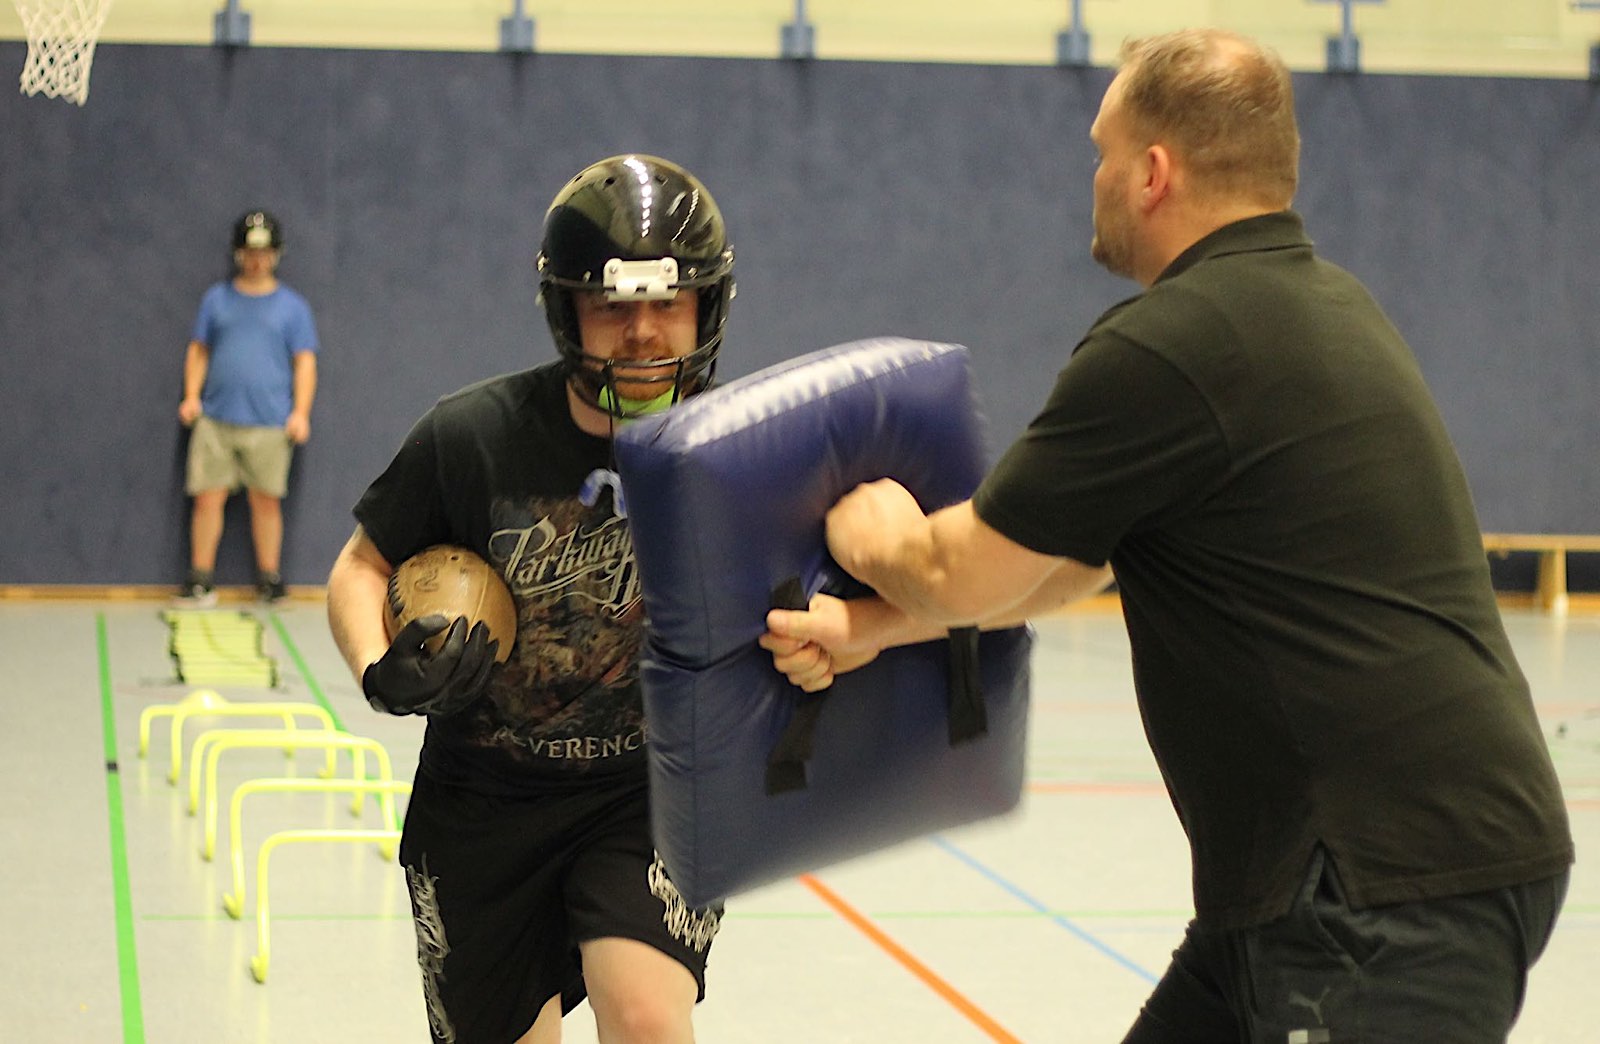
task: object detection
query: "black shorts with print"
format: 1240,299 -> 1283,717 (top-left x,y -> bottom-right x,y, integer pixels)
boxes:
398,768 -> 722,1044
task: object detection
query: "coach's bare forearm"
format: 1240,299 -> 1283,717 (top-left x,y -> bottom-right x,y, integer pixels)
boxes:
858,557 -> 1113,646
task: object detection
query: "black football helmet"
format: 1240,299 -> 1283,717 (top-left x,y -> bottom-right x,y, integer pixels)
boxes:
537,155 -> 735,418
232,210 -> 283,251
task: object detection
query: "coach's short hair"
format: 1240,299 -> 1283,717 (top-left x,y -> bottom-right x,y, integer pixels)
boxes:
1117,29 -> 1300,208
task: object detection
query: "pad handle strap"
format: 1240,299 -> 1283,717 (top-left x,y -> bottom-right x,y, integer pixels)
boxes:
946,625 -> 989,744
764,578 -> 990,797
765,577 -> 825,795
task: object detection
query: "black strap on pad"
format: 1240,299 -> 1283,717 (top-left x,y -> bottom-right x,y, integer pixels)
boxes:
766,576 -> 825,795
946,625 -> 988,744
763,581 -> 991,796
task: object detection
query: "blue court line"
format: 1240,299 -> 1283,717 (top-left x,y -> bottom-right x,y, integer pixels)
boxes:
97,614 -> 147,1043
931,835 -> 1161,984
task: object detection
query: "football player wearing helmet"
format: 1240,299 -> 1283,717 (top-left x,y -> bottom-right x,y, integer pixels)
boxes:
329,156 -> 733,1044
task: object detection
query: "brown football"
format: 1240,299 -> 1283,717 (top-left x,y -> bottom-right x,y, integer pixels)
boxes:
384,545 -> 517,663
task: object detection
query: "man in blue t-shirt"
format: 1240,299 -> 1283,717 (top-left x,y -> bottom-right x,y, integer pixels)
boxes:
176,210 -> 319,605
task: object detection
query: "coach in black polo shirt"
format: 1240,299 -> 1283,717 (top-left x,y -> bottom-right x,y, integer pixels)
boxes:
760,26 -> 1573,1044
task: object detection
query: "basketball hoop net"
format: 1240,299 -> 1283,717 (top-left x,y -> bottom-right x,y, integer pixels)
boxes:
15,0 -> 114,105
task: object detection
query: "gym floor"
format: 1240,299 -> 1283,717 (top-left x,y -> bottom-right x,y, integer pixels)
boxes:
3,599 -> 1595,1043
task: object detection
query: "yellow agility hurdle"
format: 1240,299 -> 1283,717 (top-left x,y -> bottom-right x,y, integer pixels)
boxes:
204,761 -> 404,863
222,778 -> 412,919
186,727 -> 377,817
188,730 -> 394,851
138,688 -> 337,784
244,828 -> 403,984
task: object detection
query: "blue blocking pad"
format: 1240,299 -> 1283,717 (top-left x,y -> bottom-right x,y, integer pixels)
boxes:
614,337 -> 1032,908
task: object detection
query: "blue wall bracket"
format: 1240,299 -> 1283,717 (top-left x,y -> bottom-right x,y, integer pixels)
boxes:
1575,2 -> 1600,81
500,0 -> 536,53
1310,0 -> 1384,74
1055,0 -> 1091,68
780,0 -> 815,60
213,1 -> 251,47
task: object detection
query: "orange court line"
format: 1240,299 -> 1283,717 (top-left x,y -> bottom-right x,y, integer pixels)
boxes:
798,874 -> 1023,1044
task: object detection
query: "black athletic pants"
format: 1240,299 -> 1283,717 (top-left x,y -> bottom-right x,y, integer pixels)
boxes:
1122,847 -> 1568,1044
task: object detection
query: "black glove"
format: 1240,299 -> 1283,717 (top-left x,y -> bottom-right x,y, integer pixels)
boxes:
362,614 -> 499,717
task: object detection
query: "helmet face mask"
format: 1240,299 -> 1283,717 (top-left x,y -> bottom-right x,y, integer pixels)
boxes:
536,155 -> 734,420
573,338 -> 720,420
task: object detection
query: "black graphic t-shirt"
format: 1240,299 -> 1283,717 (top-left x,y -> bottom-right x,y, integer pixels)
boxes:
355,363 -> 648,793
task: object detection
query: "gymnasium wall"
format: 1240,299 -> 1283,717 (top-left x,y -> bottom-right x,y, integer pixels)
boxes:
0,43 -> 1596,587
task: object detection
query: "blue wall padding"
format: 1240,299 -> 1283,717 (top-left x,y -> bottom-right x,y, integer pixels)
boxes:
615,338 -> 1032,906
4,44 -> 1596,586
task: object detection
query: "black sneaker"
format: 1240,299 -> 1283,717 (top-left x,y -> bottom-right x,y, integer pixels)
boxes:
173,578 -> 218,608
257,574 -> 288,603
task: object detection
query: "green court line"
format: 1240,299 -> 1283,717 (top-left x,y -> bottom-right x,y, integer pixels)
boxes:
144,912 -> 413,922
97,614 -> 146,1044
725,908 -> 1193,922
872,908 -> 1194,920
139,908 -> 1188,925
139,903 -> 1600,924
265,610 -> 345,731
